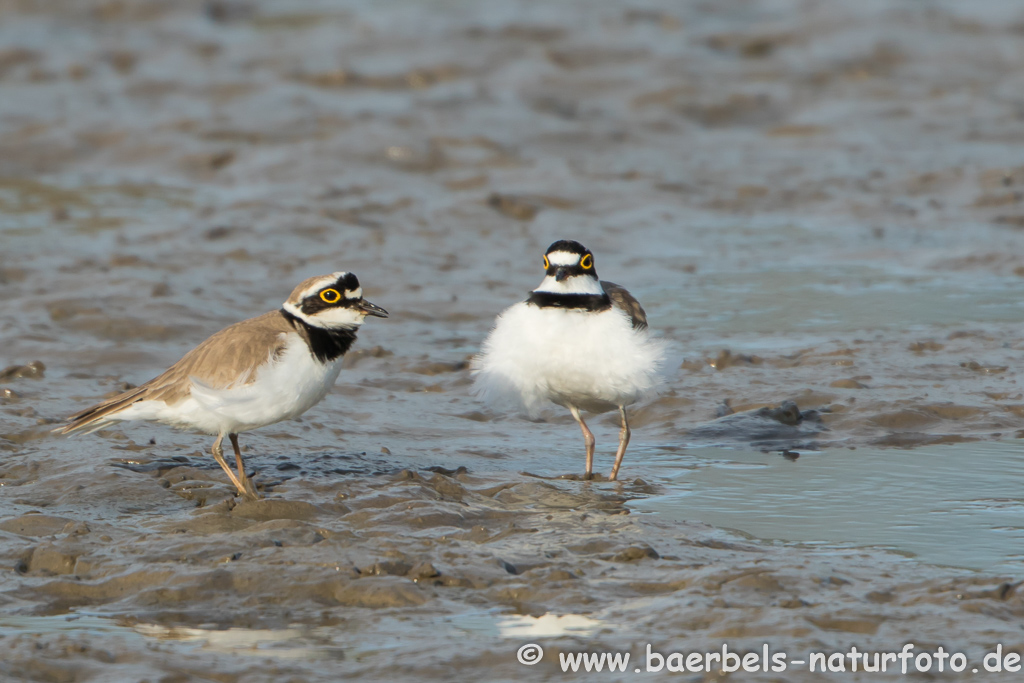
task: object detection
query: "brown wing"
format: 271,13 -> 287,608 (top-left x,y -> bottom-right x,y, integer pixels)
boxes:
601,281 -> 648,330
57,311 -> 294,434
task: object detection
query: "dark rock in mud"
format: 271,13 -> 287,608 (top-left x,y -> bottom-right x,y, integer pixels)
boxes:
961,360 -> 1007,374
687,400 -> 825,449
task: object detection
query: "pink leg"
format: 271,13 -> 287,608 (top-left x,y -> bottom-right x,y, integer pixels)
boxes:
568,405 -> 596,479
211,433 -> 249,497
609,406 -> 631,482
229,433 -> 259,500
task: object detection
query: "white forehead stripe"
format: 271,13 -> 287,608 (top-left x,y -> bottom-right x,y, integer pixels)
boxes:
344,287 -> 362,299
546,251 -> 581,266
298,272 -> 348,300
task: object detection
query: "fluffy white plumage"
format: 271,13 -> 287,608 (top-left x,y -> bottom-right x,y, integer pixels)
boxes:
472,239 -> 665,481
114,335 -> 343,435
472,295 -> 666,417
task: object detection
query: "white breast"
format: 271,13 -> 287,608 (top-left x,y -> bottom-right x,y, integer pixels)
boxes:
119,335 -> 343,435
472,302 -> 666,416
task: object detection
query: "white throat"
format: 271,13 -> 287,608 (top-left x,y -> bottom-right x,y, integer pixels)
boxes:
283,301 -> 364,329
533,274 -> 603,295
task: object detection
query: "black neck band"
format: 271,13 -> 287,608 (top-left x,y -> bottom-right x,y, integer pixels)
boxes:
526,291 -> 611,311
280,308 -> 358,363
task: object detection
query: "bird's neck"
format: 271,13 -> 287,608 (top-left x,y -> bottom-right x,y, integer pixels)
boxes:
529,274 -> 609,310
527,291 -> 611,312
280,309 -> 358,363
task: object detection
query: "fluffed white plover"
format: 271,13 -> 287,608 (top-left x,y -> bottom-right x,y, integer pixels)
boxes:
472,240 -> 664,481
56,272 -> 388,500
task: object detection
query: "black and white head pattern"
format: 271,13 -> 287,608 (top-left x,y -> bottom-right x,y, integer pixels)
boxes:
282,271 -> 388,330
528,240 -> 611,311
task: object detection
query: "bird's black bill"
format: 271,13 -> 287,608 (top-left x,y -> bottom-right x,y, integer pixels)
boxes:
555,266 -> 570,282
359,299 -> 389,318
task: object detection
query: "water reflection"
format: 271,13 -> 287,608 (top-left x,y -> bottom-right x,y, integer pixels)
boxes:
497,613 -> 602,638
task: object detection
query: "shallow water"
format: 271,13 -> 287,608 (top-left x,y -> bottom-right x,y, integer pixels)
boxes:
654,266 -> 1024,340
636,441 -> 1024,573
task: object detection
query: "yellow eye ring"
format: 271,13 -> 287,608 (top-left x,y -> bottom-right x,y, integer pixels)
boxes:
543,254 -> 550,270
320,288 -> 341,304
580,254 -> 593,269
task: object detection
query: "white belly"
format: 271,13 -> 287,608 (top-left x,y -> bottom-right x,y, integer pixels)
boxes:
117,339 -> 342,435
472,302 -> 666,416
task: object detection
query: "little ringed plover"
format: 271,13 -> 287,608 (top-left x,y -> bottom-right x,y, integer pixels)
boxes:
471,240 -> 665,481
56,272 -> 388,500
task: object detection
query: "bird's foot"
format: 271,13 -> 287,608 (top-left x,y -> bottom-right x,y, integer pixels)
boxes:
237,476 -> 260,501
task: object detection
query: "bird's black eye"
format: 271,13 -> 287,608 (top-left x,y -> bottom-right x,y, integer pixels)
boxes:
320,288 -> 341,303
580,254 -> 593,269
543,254 -> 550,270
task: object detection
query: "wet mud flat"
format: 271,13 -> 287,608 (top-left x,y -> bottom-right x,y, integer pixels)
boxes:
3,0 -> 1024,680
3,454 -> 1024,682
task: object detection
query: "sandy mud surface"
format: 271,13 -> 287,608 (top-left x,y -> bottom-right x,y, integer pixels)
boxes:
4,0 -> 1024,680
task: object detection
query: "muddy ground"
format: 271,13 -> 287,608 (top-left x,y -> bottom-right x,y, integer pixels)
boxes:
4,0 -> 1024,680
